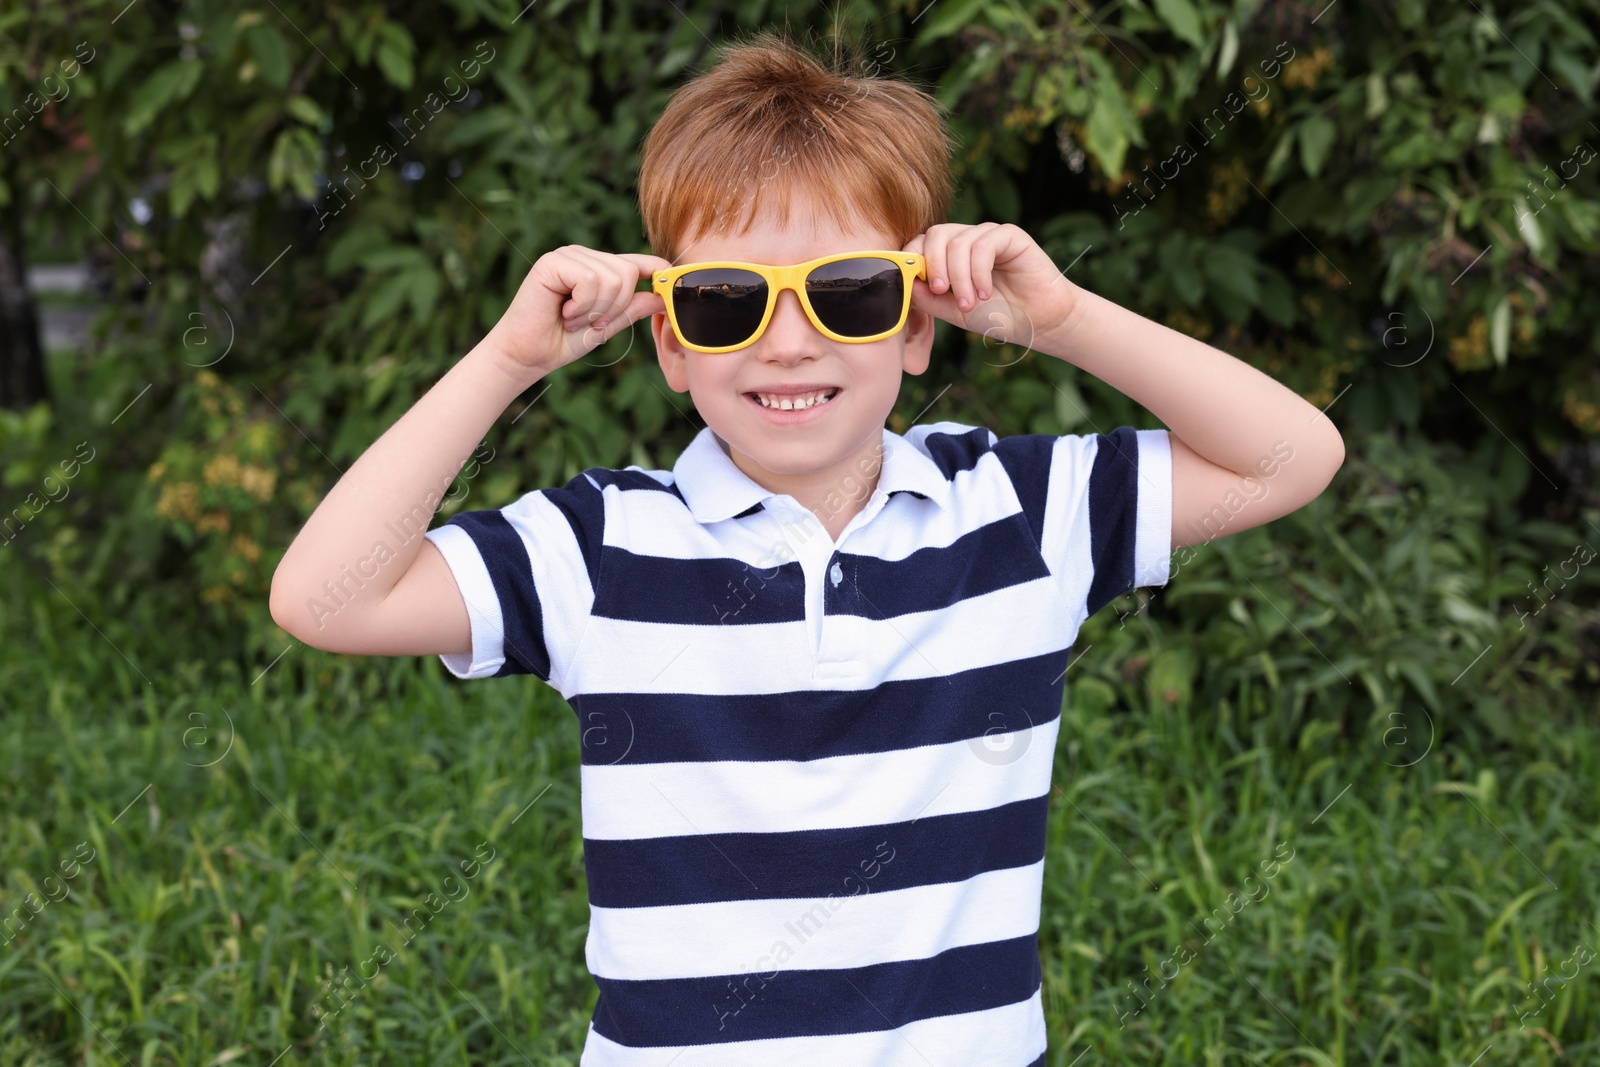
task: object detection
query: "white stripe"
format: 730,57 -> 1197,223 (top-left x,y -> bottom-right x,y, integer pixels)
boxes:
1133,428 -> 1173,587
577,987 -> 1046,1066
426,490 -> 598,688
842,453 -> 1027,560
1039,433 -> 1099,623
567,576 -> 1076,696
609,455 -> 1016,565
587,862 -> 1045,979
423,524 -> 505,679
580,720 -> 1060,839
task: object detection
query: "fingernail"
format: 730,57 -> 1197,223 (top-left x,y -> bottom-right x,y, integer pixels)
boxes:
594,319 -> 608,331
934,276 -> 946,291
978,289 -> 989,300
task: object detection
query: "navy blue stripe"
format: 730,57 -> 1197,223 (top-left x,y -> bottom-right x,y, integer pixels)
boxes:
445,511 -> 551,680
827,514 -> 1052,619
591,933 -> 1042,1046
584,794 -> 1047,908
992,433 -> 1055,551
1084,427 -> 1141,617
586,516 -> 1054,627
1023,1052 -> 1047,1067
541,472 -> 608,591
593,548 -> 806,624
583,467 -> 685,498
919,426 -> 993,478
571,649 -> 1066,765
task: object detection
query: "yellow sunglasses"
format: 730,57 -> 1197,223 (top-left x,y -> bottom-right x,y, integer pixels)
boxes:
652,250 -> 927,353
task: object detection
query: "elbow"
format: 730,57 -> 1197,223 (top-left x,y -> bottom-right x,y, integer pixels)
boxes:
269,567 -> 309,642
1293,423 -> 1345,507
1316,423 -> 1346,491
268,582 -> 298,640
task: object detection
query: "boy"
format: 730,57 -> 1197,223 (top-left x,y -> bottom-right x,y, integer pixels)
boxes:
270,29 -> 1344,1066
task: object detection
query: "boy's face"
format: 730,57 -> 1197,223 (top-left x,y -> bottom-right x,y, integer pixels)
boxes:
651,190 -> 935,496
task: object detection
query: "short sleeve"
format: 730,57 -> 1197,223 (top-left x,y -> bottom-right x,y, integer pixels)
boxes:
994,426 -> 1172,623
422,470 -> 606,686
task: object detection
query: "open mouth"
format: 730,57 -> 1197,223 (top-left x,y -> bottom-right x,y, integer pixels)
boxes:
745,387 -> 840,411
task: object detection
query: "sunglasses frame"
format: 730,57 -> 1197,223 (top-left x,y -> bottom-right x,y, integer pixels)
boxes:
652,250 -> 928,354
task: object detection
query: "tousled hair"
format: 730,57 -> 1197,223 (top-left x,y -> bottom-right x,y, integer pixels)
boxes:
638,29 -> 955,263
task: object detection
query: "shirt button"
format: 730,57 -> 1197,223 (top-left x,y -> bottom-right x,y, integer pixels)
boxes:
829,562 -> 843,587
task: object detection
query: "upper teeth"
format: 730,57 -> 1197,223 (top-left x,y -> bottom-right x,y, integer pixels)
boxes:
756,389 -> 836,410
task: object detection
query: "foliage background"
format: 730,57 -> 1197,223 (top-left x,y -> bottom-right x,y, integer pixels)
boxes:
1,0 -> 1598,1063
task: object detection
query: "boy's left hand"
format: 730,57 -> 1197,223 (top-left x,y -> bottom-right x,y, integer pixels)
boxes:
902,223 -> 1081,350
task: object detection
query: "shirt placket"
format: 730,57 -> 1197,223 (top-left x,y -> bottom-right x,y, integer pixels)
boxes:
768,490 -> 892,683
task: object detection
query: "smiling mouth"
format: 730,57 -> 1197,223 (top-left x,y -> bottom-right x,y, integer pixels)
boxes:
746,387 -> 841,411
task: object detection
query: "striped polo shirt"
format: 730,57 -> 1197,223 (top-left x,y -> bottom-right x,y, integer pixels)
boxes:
423,419 -> 1173,1066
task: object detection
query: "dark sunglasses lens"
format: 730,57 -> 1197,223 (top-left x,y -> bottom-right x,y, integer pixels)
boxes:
673,268 -> 768,348
805,257 -> 905,338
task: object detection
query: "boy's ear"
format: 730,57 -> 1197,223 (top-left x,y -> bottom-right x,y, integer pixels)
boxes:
900,308 -> 935,376
652,311 -> 690,392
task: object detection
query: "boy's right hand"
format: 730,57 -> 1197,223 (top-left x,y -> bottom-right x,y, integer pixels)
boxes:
482,246 -> 671,379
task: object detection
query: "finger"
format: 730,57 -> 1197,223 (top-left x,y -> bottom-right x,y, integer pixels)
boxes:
545,247 -> 599,320
921,224 -> 959,297
901,233 -> 926,257
602,263 -> 640,329
971,228 -> 1004,303
944,224 -> 995,312
586,290 -> 664,350
616,252 -> 674,280
558,264 -> 605,327
908,275 -> 963,326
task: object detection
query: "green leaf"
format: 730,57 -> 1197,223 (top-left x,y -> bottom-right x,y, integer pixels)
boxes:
406,268 -> 443,321
1085,92 -> 1131,178
1171,269 -> 1203,308
1489,293 -> 1510,367
122,61 -> 203,137
1203,245 -> 1260,308
170,167 -> 196,219
1256,267 -> 1296,327
1549,49 -> 1597,105
444,109 -> 520,150
195,146 -> 220,200
1264,128 -> 1297,184
286,95 -> 324,126
359,246 -> 432,272
361,272 -> 414,329
1299,114 -> 1336,178
1365,73 -> 1389,119
1394,659 -> 1441,714
916,0 -> 990,42
1216,20 -> 1239,77
375,23 -> 416,89
246,25 -> 292,88
1516,197 -> 1544,256
325,227 -> 389,277
1054,379 -> 1089,432
1152,0 -> 1205,48
267,128 -> 319,200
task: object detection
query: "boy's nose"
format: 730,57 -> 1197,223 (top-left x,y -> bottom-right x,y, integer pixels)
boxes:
758,289 -> 823,360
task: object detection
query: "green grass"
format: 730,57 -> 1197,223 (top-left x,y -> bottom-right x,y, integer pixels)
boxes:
1,576 -> 1597,1065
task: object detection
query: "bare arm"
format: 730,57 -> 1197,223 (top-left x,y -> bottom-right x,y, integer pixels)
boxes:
268,247 -> 668,656
1039,287 -> 1345,550
268,343 -> 530,654
906,222 -> 1345,551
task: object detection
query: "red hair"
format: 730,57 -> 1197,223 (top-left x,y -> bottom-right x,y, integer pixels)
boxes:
638,30 -> 954,262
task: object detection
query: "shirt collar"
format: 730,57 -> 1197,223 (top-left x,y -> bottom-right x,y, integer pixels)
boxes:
672,426 -> 952,525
